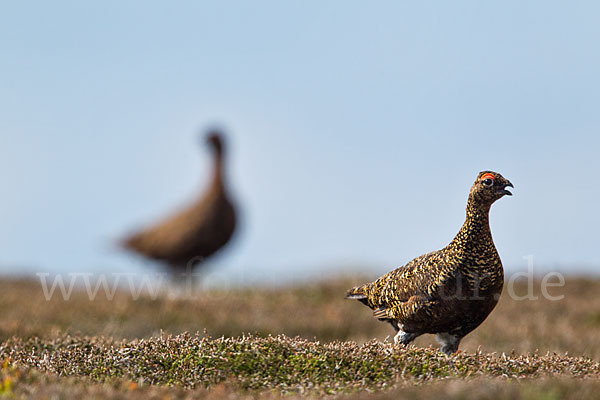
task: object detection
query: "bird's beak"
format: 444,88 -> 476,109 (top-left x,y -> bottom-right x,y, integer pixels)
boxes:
498,180 -> 514,196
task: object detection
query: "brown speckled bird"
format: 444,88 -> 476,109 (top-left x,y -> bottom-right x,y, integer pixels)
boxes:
346,171 -> 513,354
121,130 -> 236,275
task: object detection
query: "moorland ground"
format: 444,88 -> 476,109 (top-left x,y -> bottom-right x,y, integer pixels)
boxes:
0,276 -> 599,398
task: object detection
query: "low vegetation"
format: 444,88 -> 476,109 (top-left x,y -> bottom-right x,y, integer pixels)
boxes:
0,276 -> 599,398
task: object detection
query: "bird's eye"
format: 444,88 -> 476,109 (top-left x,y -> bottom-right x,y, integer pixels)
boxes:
483,178 -> 494,187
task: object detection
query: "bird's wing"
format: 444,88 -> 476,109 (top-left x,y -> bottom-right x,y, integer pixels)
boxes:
367,249 -> 457,311
366,250 -> 464,331
372,295 -> 438,323
380,252 -> 442,297
121,191 -> 221,259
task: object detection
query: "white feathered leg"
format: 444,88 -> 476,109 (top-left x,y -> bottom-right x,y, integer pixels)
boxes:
394,328 -> 418,345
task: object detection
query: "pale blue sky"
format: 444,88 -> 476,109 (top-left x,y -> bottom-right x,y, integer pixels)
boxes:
1,1 -> 599,284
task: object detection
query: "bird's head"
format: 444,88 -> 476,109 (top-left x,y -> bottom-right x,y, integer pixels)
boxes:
205,130 -> 225,155
469,171 -> 514,205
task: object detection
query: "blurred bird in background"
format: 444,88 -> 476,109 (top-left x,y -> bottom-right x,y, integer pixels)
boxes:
346,171 -> 513,354
121,129 -> 237,282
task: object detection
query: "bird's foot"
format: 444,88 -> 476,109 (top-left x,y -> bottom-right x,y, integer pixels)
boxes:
436,333 -> 461,355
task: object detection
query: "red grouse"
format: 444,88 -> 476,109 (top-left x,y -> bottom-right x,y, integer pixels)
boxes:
346,171 -> 513,354
122,130 -> 236,275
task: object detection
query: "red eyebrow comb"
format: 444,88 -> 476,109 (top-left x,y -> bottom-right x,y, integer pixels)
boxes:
481,173 -> 496,180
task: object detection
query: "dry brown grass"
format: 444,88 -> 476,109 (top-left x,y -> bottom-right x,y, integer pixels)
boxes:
0,276 -> 599,398
1,277 -> 599,357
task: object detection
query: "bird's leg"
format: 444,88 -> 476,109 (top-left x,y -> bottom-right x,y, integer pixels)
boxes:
436,333 -> 462,355
166,264 -> 195,299
393,328 -> 418,345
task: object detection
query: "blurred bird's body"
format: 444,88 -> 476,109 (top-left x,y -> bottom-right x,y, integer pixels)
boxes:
346,171 -> 513,354
122,131 -> 236,277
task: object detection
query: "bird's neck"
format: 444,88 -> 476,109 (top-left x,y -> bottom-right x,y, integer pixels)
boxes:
450,197 -> 493,250
211,152 -> 226,189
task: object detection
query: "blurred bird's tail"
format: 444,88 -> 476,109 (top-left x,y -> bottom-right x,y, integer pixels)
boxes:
119,230 -> 150,254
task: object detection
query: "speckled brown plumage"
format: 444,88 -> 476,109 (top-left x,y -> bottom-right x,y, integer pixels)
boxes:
121,130 -> 236,273
346,171 -> 513,354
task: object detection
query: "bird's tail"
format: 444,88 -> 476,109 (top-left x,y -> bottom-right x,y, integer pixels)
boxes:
345,284 -> 373,309
345,284 -> 368,300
